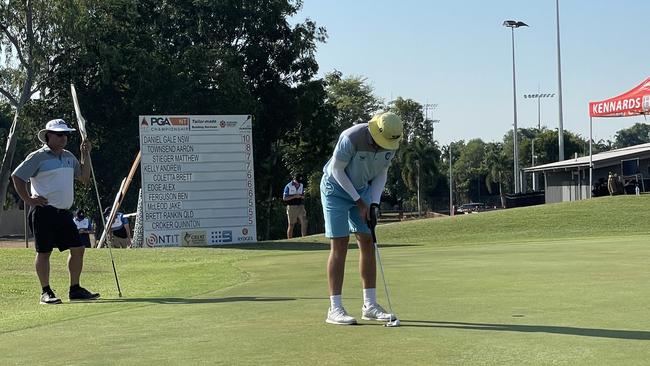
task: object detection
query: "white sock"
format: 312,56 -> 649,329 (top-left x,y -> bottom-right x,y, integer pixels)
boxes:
363,288 -> 376,306
330,295 -> 342,309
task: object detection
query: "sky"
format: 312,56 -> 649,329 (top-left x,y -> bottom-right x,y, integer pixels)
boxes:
294,0 -> 650,146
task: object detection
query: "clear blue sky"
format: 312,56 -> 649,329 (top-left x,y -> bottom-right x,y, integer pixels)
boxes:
295,0 -> 650,146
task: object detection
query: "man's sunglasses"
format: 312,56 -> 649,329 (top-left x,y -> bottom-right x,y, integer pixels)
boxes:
49,131 -> 70,137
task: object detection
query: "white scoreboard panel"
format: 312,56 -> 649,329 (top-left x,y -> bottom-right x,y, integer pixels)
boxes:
139,115 -> 257,247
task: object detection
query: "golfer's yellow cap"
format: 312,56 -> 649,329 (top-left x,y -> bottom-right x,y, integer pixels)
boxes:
368,112 -> 403,150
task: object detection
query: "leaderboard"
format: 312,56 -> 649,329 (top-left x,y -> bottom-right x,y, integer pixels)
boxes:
139,115 -> 257,247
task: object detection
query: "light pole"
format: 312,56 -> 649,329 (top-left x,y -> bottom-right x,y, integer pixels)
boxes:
556,0 -> 565,161
448,145 -> 453,216
503,19 -> 528,194
531,138 -> 538,191
524,91 -> 553,192
423,103 -> 439,140
415,159 -> 421,216
523,91 -> 555,130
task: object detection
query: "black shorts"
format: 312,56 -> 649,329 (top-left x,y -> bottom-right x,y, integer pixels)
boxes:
29,206 -> 83,253
79,233 -> 91,248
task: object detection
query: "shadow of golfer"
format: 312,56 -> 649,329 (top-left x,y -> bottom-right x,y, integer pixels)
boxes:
96,296 -> 299,305
399,320 -> 650,340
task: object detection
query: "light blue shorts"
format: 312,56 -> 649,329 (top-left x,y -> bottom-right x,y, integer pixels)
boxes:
320,176 -> 372,238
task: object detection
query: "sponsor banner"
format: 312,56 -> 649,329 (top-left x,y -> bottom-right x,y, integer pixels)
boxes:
144,227 -> 256,245
589,77 -> 650,117
181,230 -> 207,247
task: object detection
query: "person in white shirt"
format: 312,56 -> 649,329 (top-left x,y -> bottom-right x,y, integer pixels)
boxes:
12,119 -> 100,304
283,175 -> 308,238
73,208 -> 93,248
104,207 -> 132,248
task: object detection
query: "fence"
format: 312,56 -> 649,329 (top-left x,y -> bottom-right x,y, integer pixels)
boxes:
0,208 -> 27,236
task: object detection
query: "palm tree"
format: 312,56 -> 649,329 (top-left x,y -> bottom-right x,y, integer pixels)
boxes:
398,137 -> 440,213
482,142 -> 509,208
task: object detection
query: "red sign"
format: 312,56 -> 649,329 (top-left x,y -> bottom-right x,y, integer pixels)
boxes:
589,77 -> 650,117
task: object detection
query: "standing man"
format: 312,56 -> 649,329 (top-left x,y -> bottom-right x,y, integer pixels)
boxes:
12,119 -> 100,304
283,174 -> 308,238
320,111 -> 403,325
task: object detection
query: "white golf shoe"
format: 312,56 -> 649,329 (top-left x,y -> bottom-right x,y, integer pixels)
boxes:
361,303 -> 395,322
326,306 -> 357,325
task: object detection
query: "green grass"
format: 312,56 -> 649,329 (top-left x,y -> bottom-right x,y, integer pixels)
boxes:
377,195 -> 650,245
1,195 -> 650,365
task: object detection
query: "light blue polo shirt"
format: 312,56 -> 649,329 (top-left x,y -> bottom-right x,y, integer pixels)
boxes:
12,145 -> 81,209
322,123 -> 395,193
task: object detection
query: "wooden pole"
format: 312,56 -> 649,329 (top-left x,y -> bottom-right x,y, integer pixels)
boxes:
97,151 -> 141,249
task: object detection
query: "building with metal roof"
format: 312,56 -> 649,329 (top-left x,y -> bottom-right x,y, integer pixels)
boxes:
522,143 -> 650,203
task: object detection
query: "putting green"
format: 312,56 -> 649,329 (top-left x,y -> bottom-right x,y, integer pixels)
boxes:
2,234 -> 650,365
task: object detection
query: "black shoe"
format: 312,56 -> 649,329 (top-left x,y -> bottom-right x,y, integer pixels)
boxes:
69,286 -> 101,301
40,290 -> 63,305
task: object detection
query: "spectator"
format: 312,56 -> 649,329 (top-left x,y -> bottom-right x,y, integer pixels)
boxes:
104,207 -> 132,248
73,209 -> 93,248
283,174 -> 308,238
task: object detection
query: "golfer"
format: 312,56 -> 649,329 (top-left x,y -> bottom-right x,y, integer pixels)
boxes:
320,111 -> 402,325
12,119 -> 100,304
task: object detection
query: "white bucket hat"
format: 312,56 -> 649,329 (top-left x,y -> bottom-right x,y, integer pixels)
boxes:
38,119 -> 76,143
368,112 -> 404,150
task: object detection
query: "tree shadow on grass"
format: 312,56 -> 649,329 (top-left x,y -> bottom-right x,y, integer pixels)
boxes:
399,320 -> 650,340
94,296 -> 317,305
214,241 -> 416,251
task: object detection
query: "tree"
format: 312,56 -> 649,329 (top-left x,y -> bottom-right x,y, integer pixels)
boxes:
482,142 -> 508,207
0,0 -> 70,215
613,123 -> 650,148
324,71 -> 382,132
390,97 -> 432,142
446,140 -> 465,206
521,129 -> 586,166
385,97 -> 442,213
396,137 -> 440,213
279,80 -> 337,178
4,0 -> 330,240
453,139 -> 486,203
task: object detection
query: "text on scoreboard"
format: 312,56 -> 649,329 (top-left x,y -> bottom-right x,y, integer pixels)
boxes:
139,115 -> 256,246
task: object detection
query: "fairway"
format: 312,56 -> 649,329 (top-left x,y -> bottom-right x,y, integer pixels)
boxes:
2,196 -> 650,365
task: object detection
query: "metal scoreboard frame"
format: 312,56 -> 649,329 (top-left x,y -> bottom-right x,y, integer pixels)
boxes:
139,115 -> 257,247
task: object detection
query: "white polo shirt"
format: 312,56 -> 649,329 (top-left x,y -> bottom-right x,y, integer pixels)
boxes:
12,145 -> 81,209
322,123 -> 395,191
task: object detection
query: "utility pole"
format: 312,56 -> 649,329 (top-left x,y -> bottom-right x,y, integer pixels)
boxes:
416,160 -> 421,217
449,145 -> 453,216
556,0 -> 565,161
532,138 -> 537,191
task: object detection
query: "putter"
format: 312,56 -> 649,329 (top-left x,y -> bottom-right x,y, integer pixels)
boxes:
368,204 -> 400,327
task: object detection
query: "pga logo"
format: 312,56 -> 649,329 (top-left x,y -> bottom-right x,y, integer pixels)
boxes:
151,117 -> 171,126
